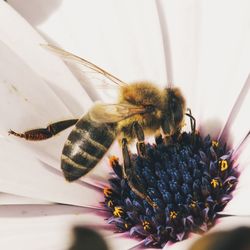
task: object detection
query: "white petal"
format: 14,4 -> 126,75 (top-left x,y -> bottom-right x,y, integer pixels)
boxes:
0,193 -> 50,205
0,138 -> 104,206
0,203 -> 150,250
162,236 -> 199,250
0,40 -> 73,168
6,0 -> 62,26
222,144 -> 250,215
155,1 -> 202,110
226,76 -> 250,149
108,236 -> 144,250
211,216 -> 250,233
194,1 -> 250,140
13,0 -> 171,102
0,1 -> 92,116
0,204 -> 111,250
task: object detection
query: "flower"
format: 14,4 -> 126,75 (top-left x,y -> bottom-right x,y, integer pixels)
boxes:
1,1 -> 250,250
104,131 -> 239,247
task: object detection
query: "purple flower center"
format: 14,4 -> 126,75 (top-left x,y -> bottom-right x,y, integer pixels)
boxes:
103,132 -> 238,248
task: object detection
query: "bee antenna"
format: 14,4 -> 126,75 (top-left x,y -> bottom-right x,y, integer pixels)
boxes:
185,108 -> 196,133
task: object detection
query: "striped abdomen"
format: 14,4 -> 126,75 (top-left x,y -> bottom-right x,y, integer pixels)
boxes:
61,115 -> 116,181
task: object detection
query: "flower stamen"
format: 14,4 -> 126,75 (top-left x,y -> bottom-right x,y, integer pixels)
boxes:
170,211 -> 178,220
113,206 -> 124,217
219,160 -> 228,172
103,187 -> 112,197
212,140 -> 219,147
107,200 -> 114,208
142,221 -> 151,231
211,179 -> 220,188
109,156 -> 119,167
189,200 -> 198,208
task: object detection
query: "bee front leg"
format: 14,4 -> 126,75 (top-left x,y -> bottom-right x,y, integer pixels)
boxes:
121,138 -> 157,208
154,132 -> 164,145
9,119 -> 78,141
161,122 -> 172,145
132,121 -> 146,157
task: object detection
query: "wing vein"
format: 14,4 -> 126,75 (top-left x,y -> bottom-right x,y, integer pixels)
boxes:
41,44 -> 127,87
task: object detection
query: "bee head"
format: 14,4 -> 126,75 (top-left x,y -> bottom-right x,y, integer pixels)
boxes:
161,87 -> 186,134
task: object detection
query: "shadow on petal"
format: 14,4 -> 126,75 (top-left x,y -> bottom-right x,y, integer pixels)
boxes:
0,204 -> 106,218
8,0 -> 63,25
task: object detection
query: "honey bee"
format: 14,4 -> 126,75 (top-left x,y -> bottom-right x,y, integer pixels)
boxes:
9,45 -> 186,208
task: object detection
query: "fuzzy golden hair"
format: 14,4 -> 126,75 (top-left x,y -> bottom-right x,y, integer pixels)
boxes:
117,82 -> 185,143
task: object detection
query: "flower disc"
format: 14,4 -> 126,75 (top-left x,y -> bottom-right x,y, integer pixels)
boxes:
103,132 -> 238,248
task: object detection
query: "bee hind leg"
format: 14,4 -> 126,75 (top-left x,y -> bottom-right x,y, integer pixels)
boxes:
121,138 -> 157,208
8,119 -> 78,141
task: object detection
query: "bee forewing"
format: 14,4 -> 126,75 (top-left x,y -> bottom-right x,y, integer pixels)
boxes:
41,44 -> 127,87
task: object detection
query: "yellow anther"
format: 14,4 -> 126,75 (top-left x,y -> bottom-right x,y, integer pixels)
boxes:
142,221 -> 150,231
124,223 -> 129,229
170,211 -> 178,219
212,140 -> 219,147
107,200 -> 114,207
113,206 -> 124,217
219,160 -> 228,172
211,179 -> 220,188
103,187 -> 112,197
189,200 -> 197,208
109,155 -> 119,167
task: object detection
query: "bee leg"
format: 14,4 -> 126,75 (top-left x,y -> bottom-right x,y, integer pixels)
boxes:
121,138 -> 130,179
132,121 -> 146,157
185,108 -> 196,133
8,119 -> 78,141
155,132 -> 164,145
121,138 -> 157,208
162,127 -> 172,145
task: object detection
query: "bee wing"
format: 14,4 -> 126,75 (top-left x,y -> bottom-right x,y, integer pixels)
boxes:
89,102 -> 147,123
41,44 -> 127,87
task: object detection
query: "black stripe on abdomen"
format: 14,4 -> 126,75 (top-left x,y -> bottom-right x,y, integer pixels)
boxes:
61,117 -> 116,181
76,118 -> 115,148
